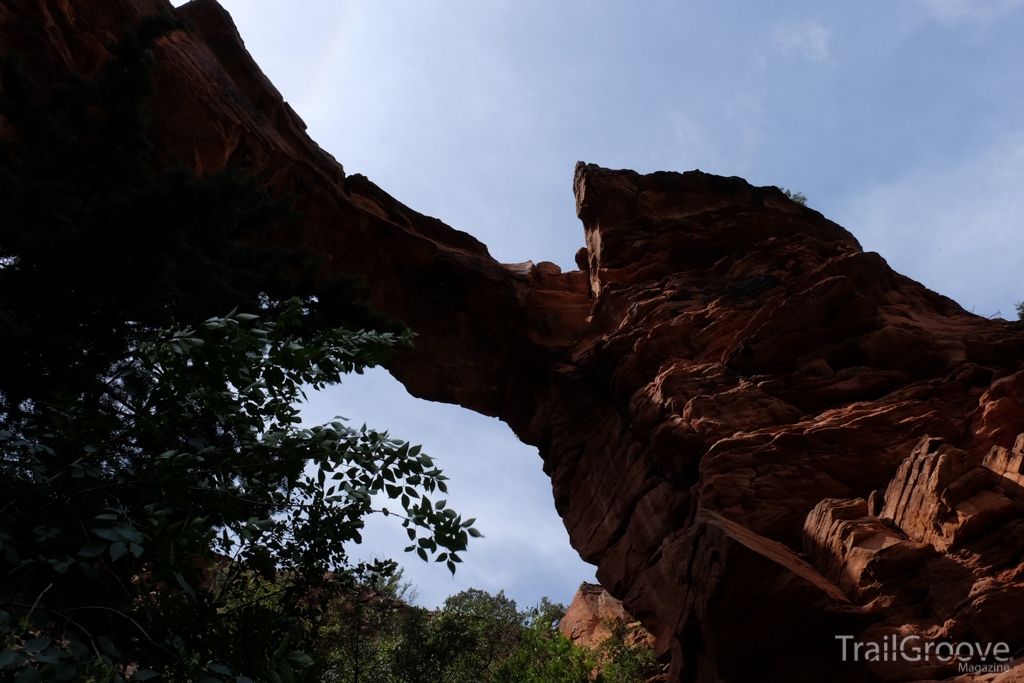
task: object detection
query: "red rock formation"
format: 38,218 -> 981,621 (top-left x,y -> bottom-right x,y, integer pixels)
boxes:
5,1 -> 1024,681
560,583 -> 665,680
560,582 -> 631,649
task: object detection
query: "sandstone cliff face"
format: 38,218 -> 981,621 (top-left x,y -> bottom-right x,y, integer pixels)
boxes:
560,583 -> 665,680
560,582 -> 632,650
6,2 -> 1024,681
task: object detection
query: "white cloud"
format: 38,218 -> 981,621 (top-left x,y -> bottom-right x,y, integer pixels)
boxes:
771,19 -> 831,62
833,130 -> 1024,319
917,0 -> 1024,24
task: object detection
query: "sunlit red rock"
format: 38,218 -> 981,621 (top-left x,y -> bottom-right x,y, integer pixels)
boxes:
5,1 -> 1024,680
559,582 -> 631,649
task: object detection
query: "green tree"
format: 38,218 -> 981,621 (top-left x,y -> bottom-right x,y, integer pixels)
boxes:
0,305 -> 477,682
0,14 -> 478,682
0,12 -> 390,423
301,586 -> 661,683
492,599 -> 593,683
592,621 -> 663,683
780,188 -> 808,205
312,566 -> 414,683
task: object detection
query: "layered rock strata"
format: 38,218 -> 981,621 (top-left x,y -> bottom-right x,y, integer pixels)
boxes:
5,1 -> 1024,680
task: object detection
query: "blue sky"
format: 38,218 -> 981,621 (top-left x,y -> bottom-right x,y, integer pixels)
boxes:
175,0 -> 1024,608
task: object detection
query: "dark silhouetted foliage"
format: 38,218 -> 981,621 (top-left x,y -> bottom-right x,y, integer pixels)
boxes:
0,15 -> 475,682
0,12 -> 394,421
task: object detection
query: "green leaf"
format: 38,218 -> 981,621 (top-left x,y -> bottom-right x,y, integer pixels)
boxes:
0,651 -> 24,670
115,526 -> 145,544
284,652 -> 314,669
53,661 -> 77,681
109,541 -> 127,561
15,666 -> 41,683
28,649 -> 65,664
23,638 -> 52,654
174,572 -> 197,600
90,528 -> 121,542
208,663 -> 232,675
272,634 -> 290,661
130,670 -> 160,681
78,540 -> 108,557
66,639 -> 89,659
97,636 -> 123,661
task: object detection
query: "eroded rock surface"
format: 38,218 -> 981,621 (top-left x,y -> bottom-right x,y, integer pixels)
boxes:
560,582 -> 631,649
560,583 -> 665,679
6,1 -> 1024,680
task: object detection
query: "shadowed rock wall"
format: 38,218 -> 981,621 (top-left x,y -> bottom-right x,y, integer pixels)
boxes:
5,2 -> 1024,680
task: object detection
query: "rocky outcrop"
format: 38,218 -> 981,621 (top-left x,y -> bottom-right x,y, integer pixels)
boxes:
560,583 -> 665,680
880,437 -> 1020,552
6,1 -> 1024,681
803,438 -> 1024,680
803,497 -> 935,602
560,582 -> 632,649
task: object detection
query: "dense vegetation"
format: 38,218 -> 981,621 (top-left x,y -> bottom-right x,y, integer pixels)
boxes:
298,580 -> 662,683
0,14 -> 661,683
0,16 -> 476,682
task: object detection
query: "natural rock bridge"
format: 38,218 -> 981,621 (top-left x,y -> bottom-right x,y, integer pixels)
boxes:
5,1 -> 1024,680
